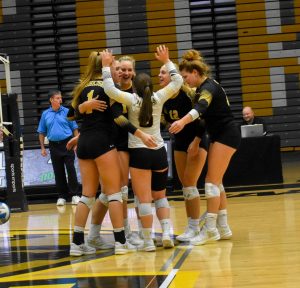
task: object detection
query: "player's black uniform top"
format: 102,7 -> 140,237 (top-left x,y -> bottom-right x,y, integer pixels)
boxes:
78,80 -> 113,133
111,86 -> 133,151
193,78 -> 240,148
72,80 -> 115,159
163,89 -> 207,151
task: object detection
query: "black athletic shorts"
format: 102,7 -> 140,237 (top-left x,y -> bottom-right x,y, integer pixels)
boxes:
77,130 -> 115,159
115,135 -> 129,152
129,146 -> 168,170
210,122 -> 241,149
113,125 -> 129,152
174,132 -> 208,152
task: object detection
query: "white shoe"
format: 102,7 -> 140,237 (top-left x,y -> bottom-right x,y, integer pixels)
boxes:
138,239 -> 156,252
153,236 -> 163,247
115,241 -> 137,255
217,224 -> 232,239
56,198 -> 66,206
176,227 -> 198,242
70,243 -> 96,256
87,236 -> 114,250
127,232 -> 144,246
71,196 -> 81,205
190,225 -> 220,246
162,234 -> 174,249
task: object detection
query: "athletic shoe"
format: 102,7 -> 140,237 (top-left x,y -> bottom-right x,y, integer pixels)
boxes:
176,227 -> 198,242
127,232 -> 144,246
87,236 -> 114,250
56,198 -> 66,206
217,224 -> 232,240
190,225 -> 220,246
137,239 -> 156,252
153,236 -> 163,247
162,234 -> 174,249
70,243 -> 96,256
115,241 -> 137,255
71,196 -> 81,205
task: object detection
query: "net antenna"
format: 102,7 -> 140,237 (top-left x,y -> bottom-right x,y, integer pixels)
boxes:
0,53 -> 13,133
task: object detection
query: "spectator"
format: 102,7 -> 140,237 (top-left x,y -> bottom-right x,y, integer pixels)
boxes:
37,90 -> 80,206
242,106 -> 267,133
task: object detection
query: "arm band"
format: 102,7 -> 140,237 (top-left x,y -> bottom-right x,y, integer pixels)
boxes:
114,115 -> 137,135
111,102 -> 138,135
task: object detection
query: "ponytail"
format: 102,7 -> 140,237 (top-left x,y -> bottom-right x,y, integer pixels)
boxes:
138,85 -> 153,127
133,73 -> 153,127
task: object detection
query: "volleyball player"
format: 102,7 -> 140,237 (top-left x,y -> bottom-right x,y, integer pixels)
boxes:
69,51 -> 137,256
86,57 -> 155,249
169,49 -> 241,245
159,64 -> 208,242
100,45 -> 183,251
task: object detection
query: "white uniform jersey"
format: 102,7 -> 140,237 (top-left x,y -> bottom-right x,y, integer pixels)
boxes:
102,61 -> 183,149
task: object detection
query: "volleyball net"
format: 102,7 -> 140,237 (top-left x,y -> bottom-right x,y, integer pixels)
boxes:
0,53 -> 28,212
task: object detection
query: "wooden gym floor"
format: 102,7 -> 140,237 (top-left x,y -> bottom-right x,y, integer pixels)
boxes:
0,151 -> 299,288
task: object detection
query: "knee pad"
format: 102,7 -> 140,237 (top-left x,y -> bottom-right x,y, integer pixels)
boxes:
205,183 -> 220,199
98,192 -> 109,207
219,184 -> 225,193
121,186 -> 128,201
151,170 -> 168,191
134,195 -> 139,207
138,203 -> 152,217
182,186 -> 200,200
154,197 -> 170,210
79,195 -> 95,209
107,192 -> 123,203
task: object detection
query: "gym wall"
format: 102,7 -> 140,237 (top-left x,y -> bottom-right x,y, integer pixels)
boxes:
0,0 -> 299,149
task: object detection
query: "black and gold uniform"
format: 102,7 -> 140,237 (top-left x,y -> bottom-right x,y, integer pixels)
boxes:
192,78 -> 240,149
163,89 -> 207,152
75,80 -> 115,159
111,86 -> 134,151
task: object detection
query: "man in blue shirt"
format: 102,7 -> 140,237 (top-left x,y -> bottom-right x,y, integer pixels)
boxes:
37,90 -> 80,206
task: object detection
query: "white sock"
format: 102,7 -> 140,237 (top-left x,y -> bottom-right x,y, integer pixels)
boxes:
88,224 -> 101,239
74,225 -> 85,233
142,228 -> 152,240
124,218 -> 131,236
137,219 -> 143,232
217,209 -> 228,227
205,213 -> 218,230
160,219 -> 171,236
189,218 -> 200,232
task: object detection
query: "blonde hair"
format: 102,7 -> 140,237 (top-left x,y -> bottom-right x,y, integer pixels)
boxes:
71,51 -> 102,109
118,55 -> 136,70
179,49 -> 211,77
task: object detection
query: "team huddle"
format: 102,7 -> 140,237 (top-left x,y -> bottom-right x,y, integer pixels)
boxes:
66,45 -> 241,256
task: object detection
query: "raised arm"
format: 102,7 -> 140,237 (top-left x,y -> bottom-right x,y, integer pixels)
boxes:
155,46 -> 183,102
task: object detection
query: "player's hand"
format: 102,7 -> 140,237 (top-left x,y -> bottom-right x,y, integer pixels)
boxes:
101,49 -> 114,67
155,45 -> 170,64
85,96 -> 108,112
169,119 -> 185,134
66,135 -> 79,151
139,132 -> 157,148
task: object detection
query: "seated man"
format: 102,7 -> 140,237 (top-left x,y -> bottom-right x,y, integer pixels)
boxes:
242,106 -> 267,134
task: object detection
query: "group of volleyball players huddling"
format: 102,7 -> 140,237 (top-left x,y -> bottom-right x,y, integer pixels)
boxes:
67,45 -> 241,256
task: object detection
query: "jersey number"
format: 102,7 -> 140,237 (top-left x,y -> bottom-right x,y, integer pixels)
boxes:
169,110 -> 179,120
86,90 -> 94,114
